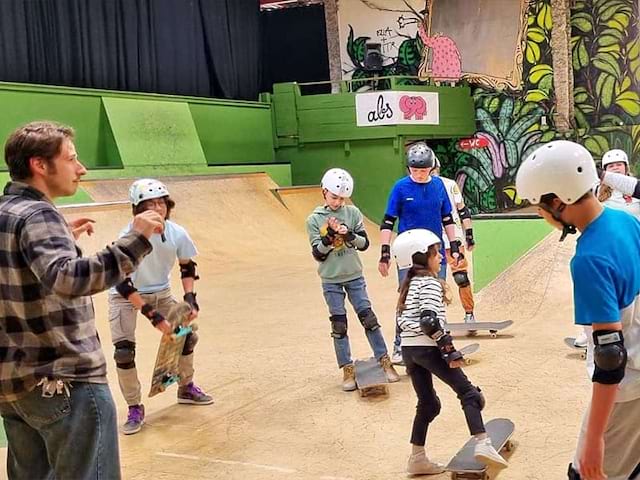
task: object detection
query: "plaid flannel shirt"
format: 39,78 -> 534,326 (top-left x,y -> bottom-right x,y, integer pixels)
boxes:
0,182 -> 152,401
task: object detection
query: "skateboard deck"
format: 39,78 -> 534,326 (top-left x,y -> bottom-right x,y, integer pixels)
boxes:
446,418 -> 515,479
459,343 -> 480,365
564,337 -> 587,360
149,302 -> 196,398
445,321 -> 513,338
354,358 -> 388,397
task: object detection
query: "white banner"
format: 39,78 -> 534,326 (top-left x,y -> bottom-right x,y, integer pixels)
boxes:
355,91 -> 440,127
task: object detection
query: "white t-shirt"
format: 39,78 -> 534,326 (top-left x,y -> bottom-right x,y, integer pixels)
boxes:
603,188 -> 640,219
439,175 -> 464,248
111,220 -> 198,294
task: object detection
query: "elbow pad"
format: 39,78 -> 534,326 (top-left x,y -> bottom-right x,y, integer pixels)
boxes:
115,278 -> 137,299
593,330 -> 627,385
442,214 -> 455,226
458,206 -> 471,220
380,214 -> 396,231
179,260 -> 200,280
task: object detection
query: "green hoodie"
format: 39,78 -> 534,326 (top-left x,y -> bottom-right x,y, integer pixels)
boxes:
305,204 -> 370,283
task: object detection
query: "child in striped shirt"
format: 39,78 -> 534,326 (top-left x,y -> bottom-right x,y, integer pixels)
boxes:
392,229 -> 507,475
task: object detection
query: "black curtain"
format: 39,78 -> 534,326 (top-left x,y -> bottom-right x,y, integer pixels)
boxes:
260,4 -> 330,94
0,0 -> 260,100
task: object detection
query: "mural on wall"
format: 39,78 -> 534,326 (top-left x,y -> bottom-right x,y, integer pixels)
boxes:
571,0 -> 640,172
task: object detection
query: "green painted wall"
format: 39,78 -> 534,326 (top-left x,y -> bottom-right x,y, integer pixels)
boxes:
472,219 -> 553,292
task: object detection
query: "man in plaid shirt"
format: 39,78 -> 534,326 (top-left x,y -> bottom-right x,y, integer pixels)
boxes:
0,121 -> 164,479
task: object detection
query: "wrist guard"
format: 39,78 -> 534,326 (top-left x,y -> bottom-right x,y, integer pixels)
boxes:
380,244 -> 391,264
183,292 -> 199,312
141,304 -> 165,326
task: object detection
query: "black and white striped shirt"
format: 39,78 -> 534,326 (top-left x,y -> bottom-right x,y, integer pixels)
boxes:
398,276 -> 446,347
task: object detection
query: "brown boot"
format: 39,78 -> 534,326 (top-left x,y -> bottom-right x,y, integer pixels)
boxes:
380,354 -> 401,382
342,364 -> 356,391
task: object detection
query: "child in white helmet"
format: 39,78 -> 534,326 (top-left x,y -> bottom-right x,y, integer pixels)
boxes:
109,179 -> 213,435
306,168 -> 400,391
516,141 -> 640,479
392,229 -> 508,475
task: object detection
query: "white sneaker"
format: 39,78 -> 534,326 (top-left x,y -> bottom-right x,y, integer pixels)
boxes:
474,437 -> 508,469
574,331 -> 588,348
464,313 -> 478,336
391,351 -> 404,366
406,451 -> 445,475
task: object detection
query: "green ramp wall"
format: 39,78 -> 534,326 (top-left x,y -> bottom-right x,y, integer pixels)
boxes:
267,79 -> 476,222
0,82 -> 290,192
472,218 -> 553,292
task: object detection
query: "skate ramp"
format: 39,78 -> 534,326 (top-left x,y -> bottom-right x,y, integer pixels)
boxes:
54,174 -> 588,480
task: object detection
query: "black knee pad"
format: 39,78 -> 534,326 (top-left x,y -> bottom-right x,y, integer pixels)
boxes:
330,314 -> 348,339
182,332 -> 199,355
114,340 -> 136,369
567,463 -> 581,479
453,271 -> 470,288
460,386 -> 485,411
357,308 -> 380,331
417,394 -> 442,423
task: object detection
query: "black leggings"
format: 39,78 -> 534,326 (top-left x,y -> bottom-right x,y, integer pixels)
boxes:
403,345 -> 486,446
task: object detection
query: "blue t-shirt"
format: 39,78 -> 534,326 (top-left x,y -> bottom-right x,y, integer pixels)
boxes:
571,207 -> 640,326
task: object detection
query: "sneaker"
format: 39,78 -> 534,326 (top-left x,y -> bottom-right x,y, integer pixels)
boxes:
379,354 -> 401,383
474,437 -> 508,469
342,363 -> 356,392
122,404 -> 145,435
391,351 -> 405,366
406,451 -> 445,475
574,330 -> 588,348
464,312 -> 478,336
177,382 -> 214,405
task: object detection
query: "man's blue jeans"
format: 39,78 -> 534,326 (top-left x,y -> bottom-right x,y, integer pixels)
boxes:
0,381 -> 121,480
322,276 -> 389,367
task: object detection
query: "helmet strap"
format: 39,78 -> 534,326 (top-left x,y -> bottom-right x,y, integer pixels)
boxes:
538,202 -> 576,242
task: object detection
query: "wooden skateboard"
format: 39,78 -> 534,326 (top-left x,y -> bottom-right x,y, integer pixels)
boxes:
354,357 -> 388,397
564,337 -> 587,360
445,321 -> 513,338
459,343 -> 480,365
149,302 -> 196,398
446,418 -> 515,479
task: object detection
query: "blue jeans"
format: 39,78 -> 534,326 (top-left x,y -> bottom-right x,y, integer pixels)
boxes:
322,276 -> 389,367
394,264 -> 447,354
0,382 -> 121,480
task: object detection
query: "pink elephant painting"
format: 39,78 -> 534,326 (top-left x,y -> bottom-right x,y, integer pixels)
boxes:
399,95 -> 427,120
418,24 -> 462,82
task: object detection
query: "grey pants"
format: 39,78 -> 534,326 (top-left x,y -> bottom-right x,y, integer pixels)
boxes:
108,289 -> 195,406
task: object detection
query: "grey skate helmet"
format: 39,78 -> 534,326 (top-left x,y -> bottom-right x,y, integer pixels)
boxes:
406,142 -> 435,168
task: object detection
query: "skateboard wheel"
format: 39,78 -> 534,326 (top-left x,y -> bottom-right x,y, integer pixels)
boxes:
464,358 -> 472,366
504,440 -> 514,452
580,352 -> 586,360
489,330 -> 497,338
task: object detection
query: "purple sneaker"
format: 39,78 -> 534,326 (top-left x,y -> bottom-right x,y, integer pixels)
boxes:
177,382 -> 214,405
123,404 -> 144,435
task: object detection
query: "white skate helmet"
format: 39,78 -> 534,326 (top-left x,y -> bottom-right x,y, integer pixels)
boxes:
392,229 -> 441,270
602,149 -> 629,169
321,168 -> 354,198
129,178 -> 170,206
515,140 -> 599,205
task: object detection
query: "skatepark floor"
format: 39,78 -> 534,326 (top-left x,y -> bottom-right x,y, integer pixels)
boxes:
14,174 -> 587,480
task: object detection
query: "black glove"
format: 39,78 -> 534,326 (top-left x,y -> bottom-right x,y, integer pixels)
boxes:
342,224 -> 356,242
465,228 -> 475,249
449,240 -> 464,259
321,225 -> 337,246
141,303 -> 165,326
183,292 -> 199,312
379,244 -> 391,264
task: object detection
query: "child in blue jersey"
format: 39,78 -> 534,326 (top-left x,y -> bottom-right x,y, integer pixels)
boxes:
392,229 -> 507,475
108,179 -> 213,436
517,141 -> 640,480
378,141 -> 462,363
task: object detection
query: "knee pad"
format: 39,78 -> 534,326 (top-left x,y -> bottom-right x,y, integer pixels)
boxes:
114,340 -> 136,369
330,314 -> 348,339
567,463 -> 581,479
357,308 -> 380,331
453,271 -> 470,288
418,394 -> 442,423
182,332 -> 199,355
460,386 -> 485,411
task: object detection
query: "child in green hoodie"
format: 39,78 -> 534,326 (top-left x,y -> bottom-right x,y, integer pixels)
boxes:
306,168 -> 400,391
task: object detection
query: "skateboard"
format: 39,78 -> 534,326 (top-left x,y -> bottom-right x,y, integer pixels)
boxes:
446,418 -> 515,480
149,302 -> 197,397
354,357 -> 388,397
459,343 -> 480,365
564,337 -> 587,360
445,321 -> 513,338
